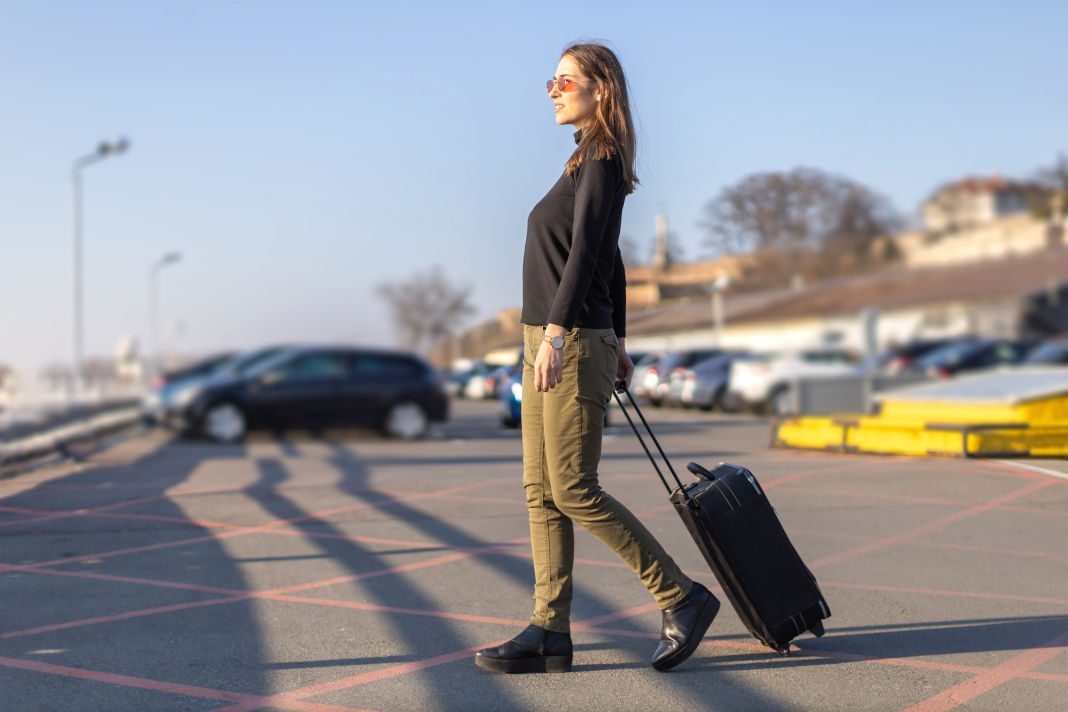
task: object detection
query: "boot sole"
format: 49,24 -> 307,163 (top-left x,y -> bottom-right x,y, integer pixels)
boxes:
474,653 -> 572,674
652,595 -> 721,672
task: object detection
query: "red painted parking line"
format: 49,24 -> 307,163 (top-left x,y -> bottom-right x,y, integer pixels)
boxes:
75,510 -> 246,529
392,491 -> 520,506
264,528 -> 454,551
587,623 -> 1005,678
30,479 -> 498,569
0,562 -> 240,595
277,639 -> 511,703
575,602 -> 661,628
820,581 -> 1068,607
0,654 -> 249,703
4,442 -> 1062,709
999,504 -> 1068,518
978,459 -> 1068,480
0,655 -> 372,712
0,485 -> 238,529
902,629 -> 1068,712
925,459 -> 1044,481
0,536 -> 529,642
265,539 -> 528,597
0,595 -> 248,640
0,504 -> 54,515
773,486 -> 970,507
0,511 -> 74,527
791,526 -> 1068,563
266,592 -> 529,628
34,529 -> 252,568
494,548 -> 1068,609
808,479 -> 1054,570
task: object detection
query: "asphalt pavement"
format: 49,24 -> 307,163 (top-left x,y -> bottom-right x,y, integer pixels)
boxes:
1,399 -> 1065,711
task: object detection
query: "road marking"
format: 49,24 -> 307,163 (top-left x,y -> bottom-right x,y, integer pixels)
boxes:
902,629 -> 1068,712
808,479 -> 1053,569
989,459 -> 1068,482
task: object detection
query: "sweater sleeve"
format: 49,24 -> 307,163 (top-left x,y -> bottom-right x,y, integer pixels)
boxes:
546,157 -> 620,330
610,247 -> 627,338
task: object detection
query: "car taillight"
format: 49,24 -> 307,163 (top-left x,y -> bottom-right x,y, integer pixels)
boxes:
649,366 -> 659,375
486,378 -> 495,389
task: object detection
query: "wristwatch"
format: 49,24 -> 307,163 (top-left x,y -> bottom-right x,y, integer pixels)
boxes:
543,334 -> 564,350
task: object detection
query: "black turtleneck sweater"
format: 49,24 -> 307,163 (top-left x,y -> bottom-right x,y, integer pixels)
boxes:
521,132 -> 628,337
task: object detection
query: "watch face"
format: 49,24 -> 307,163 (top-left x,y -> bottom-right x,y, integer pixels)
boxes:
552,336 -> 565,349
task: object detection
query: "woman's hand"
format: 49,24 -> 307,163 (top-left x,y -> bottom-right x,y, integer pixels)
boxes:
534,332 -> 565,392
615,337 -> 633,392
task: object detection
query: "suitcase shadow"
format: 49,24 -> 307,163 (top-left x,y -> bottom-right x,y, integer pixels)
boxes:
690,614 -> 1068,672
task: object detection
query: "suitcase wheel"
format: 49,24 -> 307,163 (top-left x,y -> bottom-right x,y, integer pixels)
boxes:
810,620 -> 825,637
777,646 -> 790,657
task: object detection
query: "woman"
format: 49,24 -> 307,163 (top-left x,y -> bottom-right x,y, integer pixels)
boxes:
474,42 -> 720,674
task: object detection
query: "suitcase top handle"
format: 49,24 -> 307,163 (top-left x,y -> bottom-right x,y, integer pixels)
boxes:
612,382 -> 688,496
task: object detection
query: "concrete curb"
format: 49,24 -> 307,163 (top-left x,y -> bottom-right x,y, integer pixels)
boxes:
0,406 -> 145,477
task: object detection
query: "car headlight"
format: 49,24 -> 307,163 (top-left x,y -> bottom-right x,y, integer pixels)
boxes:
510,382 -> 523,402
173,385 -> 203,409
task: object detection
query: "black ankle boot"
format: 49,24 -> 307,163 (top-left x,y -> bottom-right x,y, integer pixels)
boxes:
651,582 -> 720,671
474,625 -> 573,673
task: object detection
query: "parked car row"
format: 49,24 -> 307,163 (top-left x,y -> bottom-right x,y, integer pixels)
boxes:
626,334 -> 1068,416
143,344 -> 448,442
447,357 -> 522,401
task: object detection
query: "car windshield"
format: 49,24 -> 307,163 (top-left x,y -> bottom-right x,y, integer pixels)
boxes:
913,339 -> 983,368
1025,339 -> 1068,364
693,353 -> 736,373
241,349 -> 301,377
214,347 -> 288,376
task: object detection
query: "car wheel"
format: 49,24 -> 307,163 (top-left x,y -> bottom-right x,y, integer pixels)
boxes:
201,402 -> 246,443
384,401 -> 429,440
769,386 -> 792,417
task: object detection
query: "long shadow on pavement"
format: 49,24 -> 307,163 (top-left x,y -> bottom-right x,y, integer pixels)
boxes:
296,439 -> 799,711
0,436 -> 270,711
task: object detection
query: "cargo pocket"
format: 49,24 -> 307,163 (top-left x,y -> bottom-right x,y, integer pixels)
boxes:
576,330 -> 614,404
601,331 -> 619,377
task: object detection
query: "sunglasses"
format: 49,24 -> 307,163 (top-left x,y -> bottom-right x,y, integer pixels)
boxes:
546,77 -> 580,94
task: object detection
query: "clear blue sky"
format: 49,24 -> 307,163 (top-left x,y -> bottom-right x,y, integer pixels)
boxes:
3,0 -> 1065,374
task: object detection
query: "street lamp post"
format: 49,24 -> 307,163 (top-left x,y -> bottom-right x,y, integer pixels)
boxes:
149,252 -> 183,377
71,137 -> 130,394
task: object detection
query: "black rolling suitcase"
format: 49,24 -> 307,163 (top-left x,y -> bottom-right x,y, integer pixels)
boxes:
613,384 -> 830,655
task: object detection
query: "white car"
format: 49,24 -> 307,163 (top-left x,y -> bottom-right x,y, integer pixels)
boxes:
726,348 -> 860,414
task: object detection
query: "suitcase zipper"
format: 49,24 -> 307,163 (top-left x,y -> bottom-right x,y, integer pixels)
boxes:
719,477 -> 743,509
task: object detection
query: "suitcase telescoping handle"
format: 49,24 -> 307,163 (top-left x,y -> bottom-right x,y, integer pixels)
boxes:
612,381 -> 689,496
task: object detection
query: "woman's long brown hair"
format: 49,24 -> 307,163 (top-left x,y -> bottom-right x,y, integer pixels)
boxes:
562,42 -> 639,194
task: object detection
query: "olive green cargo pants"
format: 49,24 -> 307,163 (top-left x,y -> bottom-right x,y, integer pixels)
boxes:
521,324 -> 693,633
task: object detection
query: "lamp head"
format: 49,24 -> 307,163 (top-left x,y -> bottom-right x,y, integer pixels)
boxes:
97,137 -> 130,156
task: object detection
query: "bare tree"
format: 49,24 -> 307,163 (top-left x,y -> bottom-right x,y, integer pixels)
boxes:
377,266 -> 476,355
699,167 -> 900,276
